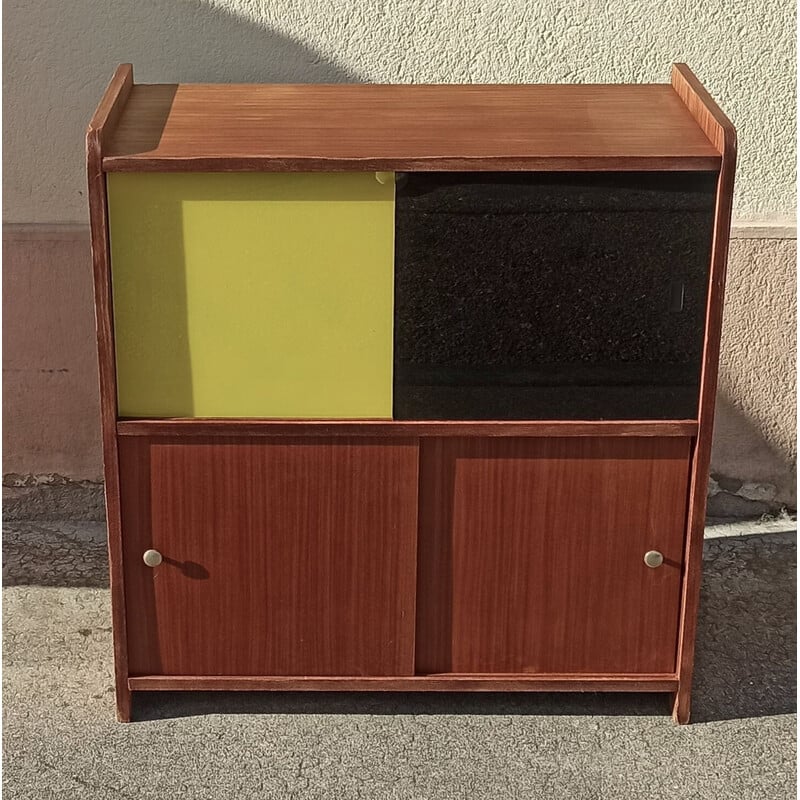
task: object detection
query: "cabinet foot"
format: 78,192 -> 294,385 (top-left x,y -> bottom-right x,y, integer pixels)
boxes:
671,686 -> 691,724
116,684 -> 132,723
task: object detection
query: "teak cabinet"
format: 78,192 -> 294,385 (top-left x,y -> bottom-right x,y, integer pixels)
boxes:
88,64 -> 736,723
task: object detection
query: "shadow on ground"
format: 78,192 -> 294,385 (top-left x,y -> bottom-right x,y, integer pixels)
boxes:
4,521 -> 795,724
133,689 -> 670,722
691,529 -> 796,722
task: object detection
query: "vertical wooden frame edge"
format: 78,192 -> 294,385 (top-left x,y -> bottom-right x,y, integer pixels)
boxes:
87,64 -> 135,722
670,63 -> 737,724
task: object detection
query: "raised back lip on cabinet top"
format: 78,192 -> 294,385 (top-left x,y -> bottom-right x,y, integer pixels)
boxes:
94,65 -> 727,173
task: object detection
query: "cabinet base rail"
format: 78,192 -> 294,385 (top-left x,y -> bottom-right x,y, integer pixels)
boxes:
128,674 -> 679,692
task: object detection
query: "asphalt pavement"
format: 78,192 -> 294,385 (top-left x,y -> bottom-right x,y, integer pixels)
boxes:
3,516 -> 796,799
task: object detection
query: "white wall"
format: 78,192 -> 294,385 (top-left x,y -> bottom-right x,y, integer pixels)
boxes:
3,0 -> 796,224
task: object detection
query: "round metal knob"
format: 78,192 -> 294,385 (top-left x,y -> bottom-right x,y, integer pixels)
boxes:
644,550 -> 664,568
375,171 -> 393,185
143,549 -> 163,568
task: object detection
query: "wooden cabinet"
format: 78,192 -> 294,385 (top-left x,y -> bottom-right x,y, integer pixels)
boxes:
88,64 -> 735,723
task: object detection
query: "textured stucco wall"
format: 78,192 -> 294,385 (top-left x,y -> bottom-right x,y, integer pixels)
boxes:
711,236 -> 797,511
3,0 -> 796,224
3,229 -> 101,481
3,0 -> 797,514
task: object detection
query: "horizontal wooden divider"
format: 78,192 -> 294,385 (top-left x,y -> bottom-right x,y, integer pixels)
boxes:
117,419 -> 698,438
129,675 -> 679,692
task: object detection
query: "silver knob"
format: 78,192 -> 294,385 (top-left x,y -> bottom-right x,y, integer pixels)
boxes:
143,549 -> 163,567
644,550 -> 664,568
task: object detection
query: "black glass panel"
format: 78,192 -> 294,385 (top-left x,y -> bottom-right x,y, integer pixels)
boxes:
393,171 -> 717,420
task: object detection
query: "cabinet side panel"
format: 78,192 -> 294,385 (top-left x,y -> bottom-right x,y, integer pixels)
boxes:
416,436 -> 691,675
107,172 -> 395,418
671,63 -> 737,723
88,71 -> 133,716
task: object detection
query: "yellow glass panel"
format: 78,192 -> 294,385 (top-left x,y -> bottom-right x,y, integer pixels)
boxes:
107,172 -> 395,418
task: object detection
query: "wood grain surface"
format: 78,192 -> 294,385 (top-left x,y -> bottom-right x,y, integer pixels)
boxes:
116,419 -> 699,438
670,63 -> 737,724
129,674 -> 678,692
102,82 -> 721,172
415,437 -> 691,675
119,437 -> 419,677
86,63 -> 135,723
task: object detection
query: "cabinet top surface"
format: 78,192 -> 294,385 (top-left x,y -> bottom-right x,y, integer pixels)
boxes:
101,83 -> 722,172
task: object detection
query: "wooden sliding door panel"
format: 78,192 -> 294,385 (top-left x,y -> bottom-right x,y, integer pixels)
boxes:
120,437 -> 418,677
416,436 -> 691,675
108,172 -> 395,418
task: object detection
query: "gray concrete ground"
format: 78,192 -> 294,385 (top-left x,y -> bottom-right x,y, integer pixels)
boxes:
3,516 -> 796,799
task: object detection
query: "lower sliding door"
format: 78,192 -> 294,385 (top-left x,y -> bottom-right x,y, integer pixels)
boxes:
119,436 -> 419,677
416,436 -> 691,675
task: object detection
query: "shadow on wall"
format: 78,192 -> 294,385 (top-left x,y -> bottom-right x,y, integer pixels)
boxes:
3,0 -> 363,217
711,391 -> 797,515
78,1 -> 361,85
